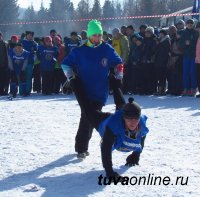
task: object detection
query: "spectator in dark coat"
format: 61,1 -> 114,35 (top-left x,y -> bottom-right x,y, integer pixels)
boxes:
128,35 -> 144,95
0,32 -> 9,95
154,29 -> 171,95
141,27 -> 157,94
138,24 -> 148,38
167,26 -> 183,96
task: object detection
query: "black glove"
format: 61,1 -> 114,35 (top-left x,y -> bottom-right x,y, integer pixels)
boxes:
105,166 -> 120,178
125,152 -> 140,167
105,169 -> 123,182
107,171 -> 120,178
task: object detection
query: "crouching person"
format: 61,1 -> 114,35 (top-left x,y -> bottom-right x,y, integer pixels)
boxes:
71,77 -> 149,179
8,42 -> 29,97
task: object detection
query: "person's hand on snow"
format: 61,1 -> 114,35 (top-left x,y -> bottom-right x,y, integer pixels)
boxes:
125,152 -> 140,167
106,169 -> 123,182
106,167 -> 120,178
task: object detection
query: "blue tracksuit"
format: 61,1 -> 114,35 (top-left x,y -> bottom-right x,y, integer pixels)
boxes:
21,39 -> 38,94
180,28 -> 199,90
99,110 -> 149,153
21,39 -> 38,64
8,49 -> 30,95
64,38 -> 80,56
8,49 -> 30,75
62,43 -> 122,105
37,45 -> 58,71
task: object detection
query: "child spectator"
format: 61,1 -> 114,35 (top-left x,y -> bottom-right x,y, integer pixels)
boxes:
8,42 -> 29,97
53,36 -> 66,94
37,36 -> 59,95
21,31 -> 38,95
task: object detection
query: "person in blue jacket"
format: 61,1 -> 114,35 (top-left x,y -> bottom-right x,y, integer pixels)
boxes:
71,77 -> 149,178
21,31 -> 38,95
64,31 -> 80,57
37,36 -> 59,95
62,20 -> 124,159
8,42 -> 30,97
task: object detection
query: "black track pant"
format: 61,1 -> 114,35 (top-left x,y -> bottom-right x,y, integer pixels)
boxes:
73,77 -> 125,153
41,71 -> 54,94
33,63 -> 41,92
0,67 -> 9,95
196,63 -> 200,92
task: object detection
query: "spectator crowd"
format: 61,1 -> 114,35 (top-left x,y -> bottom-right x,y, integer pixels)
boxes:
0,18 -> 200,98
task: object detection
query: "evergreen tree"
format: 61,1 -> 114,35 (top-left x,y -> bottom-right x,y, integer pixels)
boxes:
122,0 -> 137,26
21,4 -> 37,35
115,1 -> 123,17
90,0 -> 102,19
49,0 -> 67,20
139,0 -> 155,25
36,1 -> 49,36
0,0 -> 19,36
102,0 -> 115,29
76,0 -> 90,31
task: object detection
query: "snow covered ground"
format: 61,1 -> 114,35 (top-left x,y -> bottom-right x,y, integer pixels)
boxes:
0,94 -> 199,197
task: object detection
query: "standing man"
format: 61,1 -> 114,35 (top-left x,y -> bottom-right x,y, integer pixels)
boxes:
62,20 -> 124,159
0,32 -> 8,96
195,22 -> 200,98
180,19 -> 198,96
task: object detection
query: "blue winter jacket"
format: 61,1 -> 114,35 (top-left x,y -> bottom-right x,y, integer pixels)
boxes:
62,43 -> 122,105
37,45 -> 58,71
98,110 -> 149,153
21,39 -> 38,64
8,49 -> 30,75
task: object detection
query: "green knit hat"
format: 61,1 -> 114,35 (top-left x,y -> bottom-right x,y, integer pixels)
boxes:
87,20 -> 103,37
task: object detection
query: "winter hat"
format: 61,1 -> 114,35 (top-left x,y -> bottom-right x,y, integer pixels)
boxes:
25,31 -> 34,36
159,29 -> 168,36
140,24 -> 148,30
176,19 -> 185,26
130,33 -> 140,40
50,29 -> 57,34
11,35 -> 19,42
136,35 -> 144,42
145,26 -> 154,34
122,97 -> 141,119
169,25 -> 177,31
71,31 -> 78,36
112,28 -> 120,35
87,20 -> 103,37
15,42 -> 23,47
186,19 -> 194,24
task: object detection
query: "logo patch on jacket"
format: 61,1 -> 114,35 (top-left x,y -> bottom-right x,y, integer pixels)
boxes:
101,58 -> 108,67
45,54 -> 53,61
